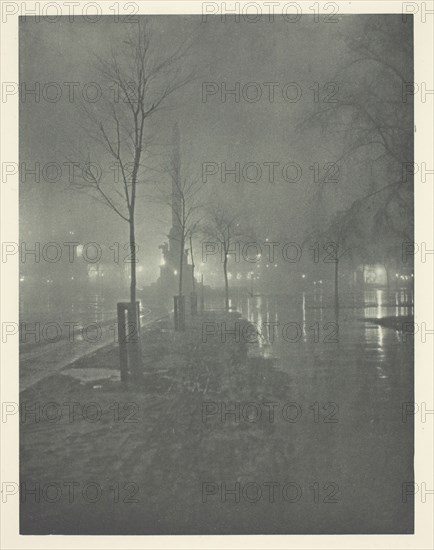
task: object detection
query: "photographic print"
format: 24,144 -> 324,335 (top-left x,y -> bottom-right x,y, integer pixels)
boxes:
9,4 -> 421,538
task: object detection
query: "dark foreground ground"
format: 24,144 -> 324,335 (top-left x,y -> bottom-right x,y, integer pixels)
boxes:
20,311 -> 413,534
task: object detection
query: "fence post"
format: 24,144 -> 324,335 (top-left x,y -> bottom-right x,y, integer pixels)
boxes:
117,303 -> 128,383
117,301 -> 142,382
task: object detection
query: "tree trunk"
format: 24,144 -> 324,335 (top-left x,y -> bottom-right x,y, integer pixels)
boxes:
126,215 -> 142,374
189,234 -> 196,292
130,136 -> 141,305
223,256 -> 229,311
179,234 -> 184,296
129,218 -> 136,304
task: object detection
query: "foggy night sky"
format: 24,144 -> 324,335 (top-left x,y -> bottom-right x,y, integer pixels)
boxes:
19,15 -> 410,282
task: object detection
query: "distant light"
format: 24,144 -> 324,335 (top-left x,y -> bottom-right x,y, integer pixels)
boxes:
411,274 -> 414,277
265,238 -> 269,242
257,253 -> 262,258
395,273 -> 399,277
274,264 -> 277,267
319,280 -> 323,284
313,281 -> 317,285
71,276 -> 74,280
20,276 -> 25,282
376,289 -> 383,307
174,270 -> 178,276
302,274 -> 306,279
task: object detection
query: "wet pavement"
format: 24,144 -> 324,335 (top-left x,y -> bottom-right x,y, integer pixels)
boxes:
236,291 -> 414,533
19,289 -> 414,534
19,296 -> 165,392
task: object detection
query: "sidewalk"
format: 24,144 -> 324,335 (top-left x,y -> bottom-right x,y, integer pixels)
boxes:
19,311 -> 412,535
19,308 -> 168,392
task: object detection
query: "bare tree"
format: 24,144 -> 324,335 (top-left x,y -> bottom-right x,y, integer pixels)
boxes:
299,16 -> 413,312
188,221 -> 202,294
299,15 -> 413,244
69,18 -> 196,305
305,186 -> 407,313
203,202 -> 246,311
